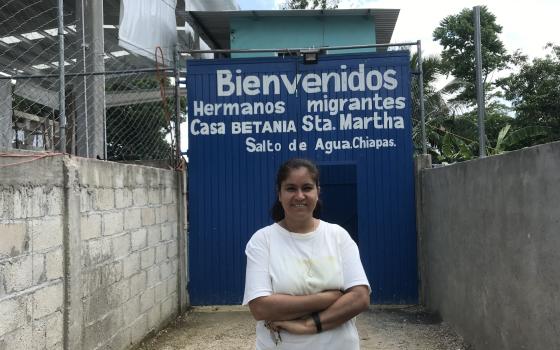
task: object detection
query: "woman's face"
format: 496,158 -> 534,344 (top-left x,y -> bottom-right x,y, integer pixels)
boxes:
278,167 -> 319,221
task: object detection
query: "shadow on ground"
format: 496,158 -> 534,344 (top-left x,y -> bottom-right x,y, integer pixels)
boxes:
135,305 -> 472,350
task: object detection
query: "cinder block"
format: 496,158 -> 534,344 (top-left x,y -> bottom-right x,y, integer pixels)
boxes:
160,260 -> 173,280
146,265 -> 159,289
84,284 -> 123,323
140,248 -> 155,270
155,205 -> 168,224
134,170 -> 147,187
0,189 -> 11,219
96,188 -> 115,211
147,226 -> 160,246
160,294 -> 177,319
105,326 -> 131,350
12,190 -> 25,219
148,189 -> 161,205
115,188 -> 133,209
113,169 -> 125,189
124,208 -> 142,230
123,252 -> 140,278
46,187 -> 63,216
32,310 -> 62,349
32,313 -> 47,350
45,311 -> 63,348
81,213 -> 102,241
141,208 -> 156,226
154,282 -> 167,302
82,261 -> 122,295
84,238 -> 112,266
32,253 -> 46,285
112,233 -> 131,258
166,276 -> 177,296
33,282 -> 63,319
131,228 -> 147,251
167,241 -> 178,259
129,314 -> 148,345
45,248 -> 63,280
27,187 -> 46,218
0,295 -> 30,336
49,342 -> 63,350
0,255 -> 33,295
123,295 -> 140,326
160,172 -> 176,189
132,188 -> 148,207
80,188 -> 94,213
154,206 -> 161,225
114,279 -> 131,304
83,310 -> 123,350
160,223 -> 174,242
162,187 -> 175,205
0,325 -> 32,350
30,216 -> 63,252
167,204 -> 178,223
155,244 -> 167,264
0,222 -> 28,258
129,271 -> 147,297
147,304 -> 162,331
139,287 -> 155,313
103,211 -> 124,236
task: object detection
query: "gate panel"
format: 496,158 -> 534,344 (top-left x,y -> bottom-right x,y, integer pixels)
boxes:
187,52 -> 417,305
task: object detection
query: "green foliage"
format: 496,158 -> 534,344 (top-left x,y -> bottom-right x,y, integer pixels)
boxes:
105,76 -> 183,161
281,0 -> 339,9
410,52 -> 453,155
433,6 -> 509,105
498,44 -> 560,145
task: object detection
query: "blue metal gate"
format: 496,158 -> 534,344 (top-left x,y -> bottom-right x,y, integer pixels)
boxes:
187,51 -> 417,305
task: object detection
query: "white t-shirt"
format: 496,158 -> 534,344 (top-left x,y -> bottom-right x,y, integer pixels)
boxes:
243,220 -> 371,350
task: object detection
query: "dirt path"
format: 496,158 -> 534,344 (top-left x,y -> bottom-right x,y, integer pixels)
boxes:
136,306 -> 471,350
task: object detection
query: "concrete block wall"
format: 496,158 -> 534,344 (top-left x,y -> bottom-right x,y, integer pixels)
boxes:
419,141 -> 560,350
0,153 -> 186,350
76,159 -> 180,350
0,156 -> 65,349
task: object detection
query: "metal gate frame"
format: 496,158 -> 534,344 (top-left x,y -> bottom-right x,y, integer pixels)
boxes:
181,41 -> 427,304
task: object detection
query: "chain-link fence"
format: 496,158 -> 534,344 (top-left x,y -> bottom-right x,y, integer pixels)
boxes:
0,0 -> 184,167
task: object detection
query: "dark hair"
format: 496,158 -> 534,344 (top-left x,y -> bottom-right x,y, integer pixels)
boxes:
270,158 -> 322,222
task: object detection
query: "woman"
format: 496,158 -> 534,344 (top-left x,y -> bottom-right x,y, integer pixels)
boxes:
243,158 -> 371,349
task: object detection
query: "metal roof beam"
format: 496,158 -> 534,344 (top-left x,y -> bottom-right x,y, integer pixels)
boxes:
13,81 -> 58,110
185,12 -> 222,50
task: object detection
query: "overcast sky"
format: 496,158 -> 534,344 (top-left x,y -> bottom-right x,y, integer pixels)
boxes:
237,0 -> 560,59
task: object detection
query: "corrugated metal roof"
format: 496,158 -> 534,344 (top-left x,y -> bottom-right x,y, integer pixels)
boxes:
185,9 -> 400,51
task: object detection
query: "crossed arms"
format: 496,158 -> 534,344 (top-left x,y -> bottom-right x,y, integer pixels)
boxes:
248,285 -> 370,335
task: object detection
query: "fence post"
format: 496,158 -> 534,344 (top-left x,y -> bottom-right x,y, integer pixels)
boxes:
57,0 -> 66,152
474,6 -> 486,157
174,48 -> 182,166
417,40 -> 427,155
0,80 -> 12,149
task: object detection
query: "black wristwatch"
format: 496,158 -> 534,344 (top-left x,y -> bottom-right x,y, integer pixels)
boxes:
311,312 -> 322,333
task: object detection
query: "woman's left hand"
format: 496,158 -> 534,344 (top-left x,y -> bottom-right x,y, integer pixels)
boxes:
270,318 -> 315,335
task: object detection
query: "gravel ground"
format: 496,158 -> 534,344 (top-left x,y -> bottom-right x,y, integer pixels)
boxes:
135,305 -> 472,350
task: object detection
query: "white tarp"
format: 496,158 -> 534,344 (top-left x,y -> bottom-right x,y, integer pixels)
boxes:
119,0 -> 177,65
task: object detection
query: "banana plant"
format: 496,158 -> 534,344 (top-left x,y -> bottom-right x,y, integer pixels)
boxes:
486,124 -> 551,155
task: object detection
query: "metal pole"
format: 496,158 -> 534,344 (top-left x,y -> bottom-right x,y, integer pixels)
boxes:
174,48 -> 182,168
474,6 -> 486,157
57,0 -> 66,153
0,68 -> 175,81
417,40 -> 427,155
180,41 -> 419,56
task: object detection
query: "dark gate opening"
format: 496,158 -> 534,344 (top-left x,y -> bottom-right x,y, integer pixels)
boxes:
318,163 -> 358,244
